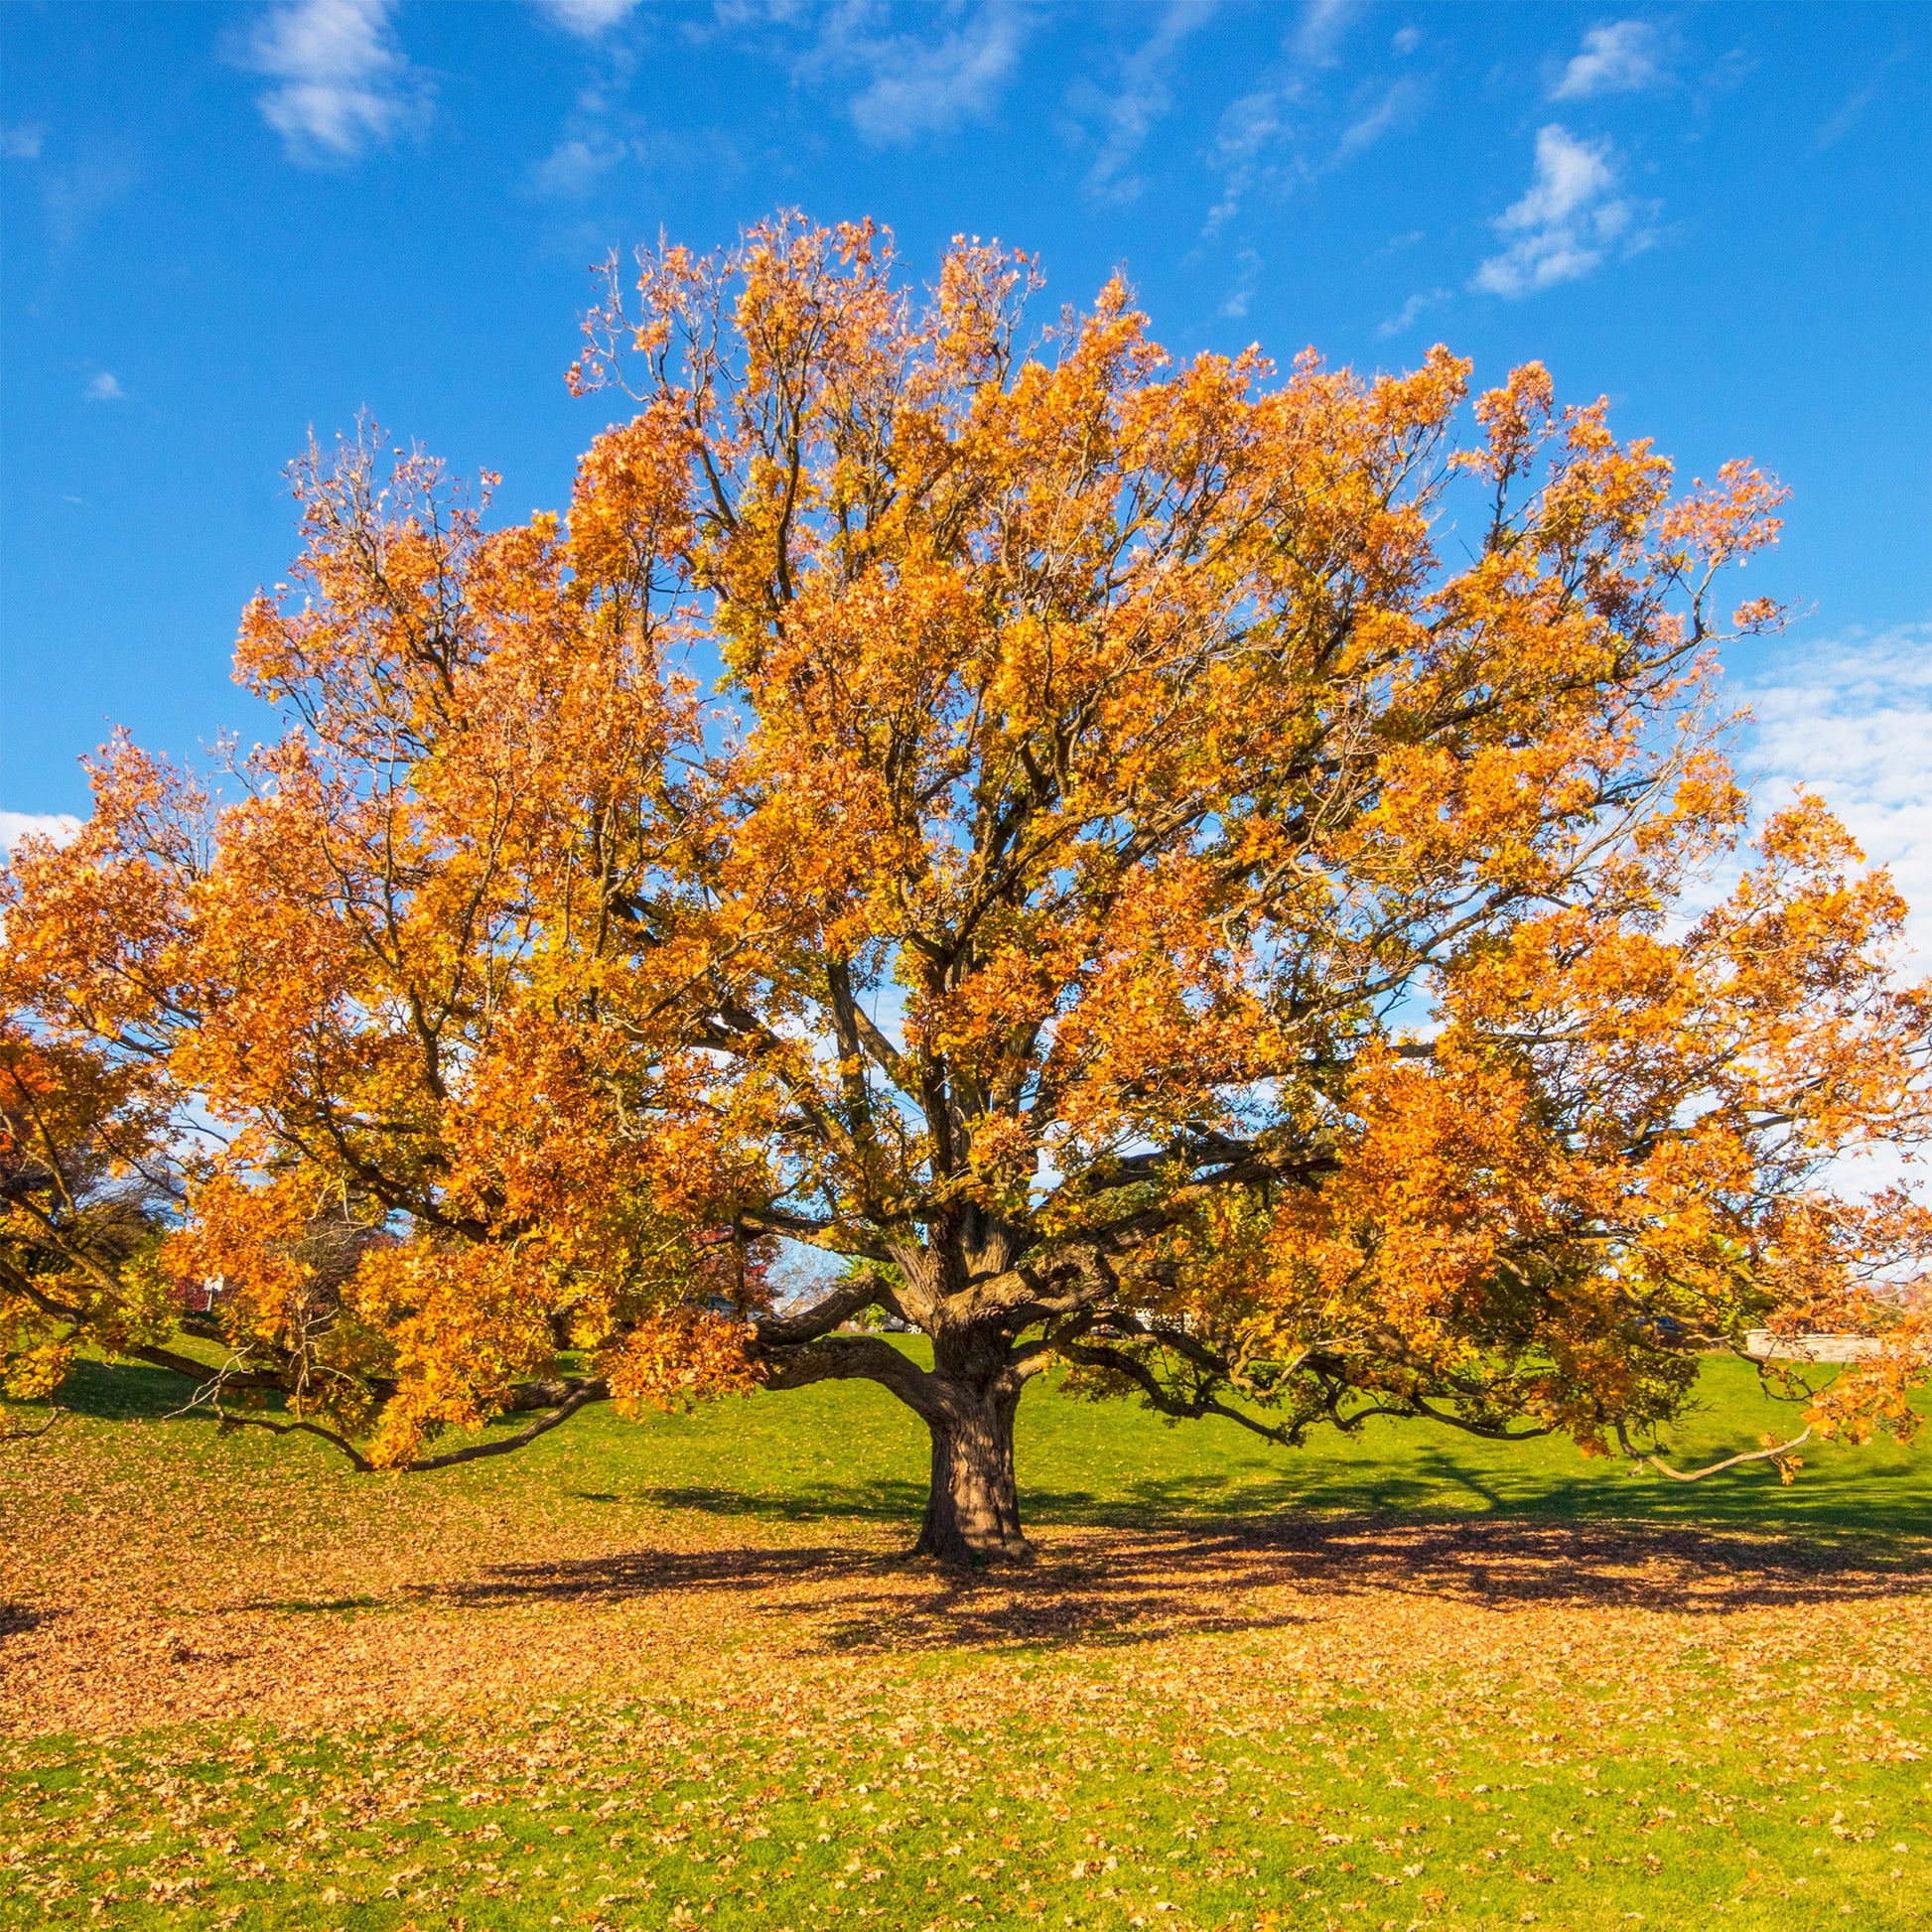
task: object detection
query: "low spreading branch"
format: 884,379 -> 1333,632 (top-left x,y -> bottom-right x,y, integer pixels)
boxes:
1626,1426 -> 1814,1483
0,1404 -> 66,1446
401,1380 -> 613,1471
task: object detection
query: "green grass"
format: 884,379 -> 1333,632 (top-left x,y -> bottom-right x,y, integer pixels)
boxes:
11,1698 -> 1930,1931
2,1350 -> 1928,1931
36,1339 -> 1932,1544
623,1343 -> 1932,1544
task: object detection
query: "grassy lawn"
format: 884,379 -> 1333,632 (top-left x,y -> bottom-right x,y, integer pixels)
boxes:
1,1350 -> 1927,1931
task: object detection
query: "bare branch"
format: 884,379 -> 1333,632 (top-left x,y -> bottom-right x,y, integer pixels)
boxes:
1634,1428 -> 1812,1482
1053,1336 -> 1301,1449
0,1405 -> 66,1446
179,1407 -> 376,1473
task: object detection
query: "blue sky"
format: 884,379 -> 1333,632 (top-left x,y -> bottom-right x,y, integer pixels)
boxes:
3,0 -> 1928,933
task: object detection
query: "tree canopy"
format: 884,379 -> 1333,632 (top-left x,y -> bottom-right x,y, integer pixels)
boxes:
5,215 -> 1928,1560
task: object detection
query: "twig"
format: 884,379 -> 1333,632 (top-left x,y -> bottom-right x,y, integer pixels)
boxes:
193,1408 -> 376,1472
0,1405 -> 65,1446
162,1365 -> 610,1475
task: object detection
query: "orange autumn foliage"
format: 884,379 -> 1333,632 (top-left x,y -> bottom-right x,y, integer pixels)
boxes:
4,215 -> 1927,1554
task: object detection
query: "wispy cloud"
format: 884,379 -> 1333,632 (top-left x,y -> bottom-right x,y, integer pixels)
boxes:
1218,245 -> 1262,319
84,371 -> 127,402
1294,0 -> 1360,66
0,123 -> 136,251
244,0 -> 431,165
0,811 -> 84,856
519,27 -> 642,204
1813,84 -> 1877,152
1202,85 -> 1296,236
1336,72 -> 1425,159
1201,0 -> 1413,236
1471,124 -> 1656,298
526,132 -> 631,200
1372,227 -> 1424,257
521,34 -> 746,211
40,156 -> 137,250
1076,0 -> 1218,207
1551,20 -> 1668,100
1810,43 -> 1910,151
793,1 -> 1030,147
529,0 -> 642,34
1745,624 -> 1932,976
1376,285 -> 1449,339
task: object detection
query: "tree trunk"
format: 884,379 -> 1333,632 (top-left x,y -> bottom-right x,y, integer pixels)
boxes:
913,1377 -> 1031,1565
751,1290 -> 1036,1566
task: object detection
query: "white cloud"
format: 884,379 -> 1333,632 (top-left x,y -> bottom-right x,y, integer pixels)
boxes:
2,123 -> 44,160
1202,85 -> 1293,234
1471,123 -> 1655,298
1744,624 -> 1932,978
1376,285 -> 1449,338
1294,0 -> 1359,66
529,0 -> 641,34
1336,72 -> 1424,158
83,371 -> 126,402
1077,0 -> 1218,207
1552,20 -> 1668,100
0,812 -> 83,856
245,0 -> 431,164
808,1 -> 1029,146
526,132 -> 630,198
1218,245 -> 1262,319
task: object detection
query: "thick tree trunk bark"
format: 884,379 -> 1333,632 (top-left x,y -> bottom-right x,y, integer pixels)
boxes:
912,1377 -> 1032,1565
750,1288 -> 1036,1566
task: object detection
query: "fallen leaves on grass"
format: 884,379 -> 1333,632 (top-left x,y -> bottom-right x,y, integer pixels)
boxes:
3,1410 -> 1929,1928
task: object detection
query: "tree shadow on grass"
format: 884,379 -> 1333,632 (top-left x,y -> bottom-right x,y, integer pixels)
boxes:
633,1443 -> 1932,1551
640,1480 -> 929,1526
1271,1443 -> 1932,1543
47,1360 -> 1926,1542
377,1508 -> 1932,1660
22,1355 -> 223,1424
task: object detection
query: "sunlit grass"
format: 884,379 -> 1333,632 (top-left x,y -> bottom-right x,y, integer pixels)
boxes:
9,1669 -> 1928,1930
2,1349 -> 1926,1929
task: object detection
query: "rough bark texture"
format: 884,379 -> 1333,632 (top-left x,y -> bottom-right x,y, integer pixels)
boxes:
909,1321 -> 1033,1565
913,1379 -> 1030,1564
754,1289 -> 1039,1566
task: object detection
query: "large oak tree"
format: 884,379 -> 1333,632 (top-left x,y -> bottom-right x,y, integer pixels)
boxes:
6,217 -> 1928,1558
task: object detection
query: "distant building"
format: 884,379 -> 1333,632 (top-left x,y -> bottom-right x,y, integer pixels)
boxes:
173,1274 -> 224,1314
1743,1329 -> 1884,1364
